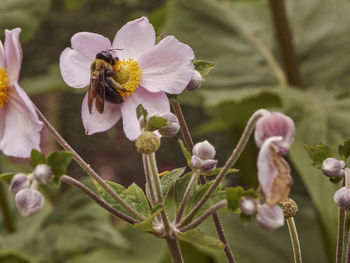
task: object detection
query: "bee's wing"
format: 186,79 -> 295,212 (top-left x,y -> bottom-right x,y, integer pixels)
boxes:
88,74 -> 105,114
88,77 -> 95,114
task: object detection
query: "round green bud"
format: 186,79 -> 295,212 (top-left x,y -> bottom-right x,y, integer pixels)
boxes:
135,131 -> 160,154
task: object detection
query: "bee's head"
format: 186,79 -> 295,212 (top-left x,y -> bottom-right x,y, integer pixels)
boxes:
96,51 -> 114,64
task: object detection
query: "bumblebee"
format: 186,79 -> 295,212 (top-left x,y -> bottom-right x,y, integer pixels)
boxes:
88,50 -> 126,114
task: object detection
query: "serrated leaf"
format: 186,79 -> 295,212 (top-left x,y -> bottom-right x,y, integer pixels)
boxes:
177,229 -> 225,249
193,59 -> 216,77
147,116 -> 168,131
95,180 -> 150,219
226,186 -> 244,212
178,139 -> 192,164
338,139 -> 350,161
134,203 -> 165,233
304,144 -> 333,169
136,104 -> 148,120
174,173 -> 192,206
160,167 -> 186,199
47,151 -> 73,184
30,150 -> 46,167
203,168 -> 238,176
0,173 -> 15,184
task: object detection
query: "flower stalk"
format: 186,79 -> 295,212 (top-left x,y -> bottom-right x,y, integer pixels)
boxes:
337,178 -> 346,263
35,105 -> 146,221
287,217 -> 302,263
178,109 -> 270,228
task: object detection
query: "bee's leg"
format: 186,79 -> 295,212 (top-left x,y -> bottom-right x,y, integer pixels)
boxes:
106,77 -> 127,92
105,70 -> 115,77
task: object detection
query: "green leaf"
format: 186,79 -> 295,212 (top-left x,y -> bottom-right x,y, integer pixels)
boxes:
174,173 -> 192,206
203,168 -> 238,176
304,143 -> 333,169
134,203 -> 165,233
136,104 -> 148,121
338,138 -> 350,161
178,139 -> 192,164
193,60 -> 216,77
160,167 -> 186,199
226,186 -> 244,212
47,151 -> 73,184
147,116 -> 168,131
186,182 -> 226,217
0,173 -> 15,184
177,229 -> 225,249
239,213 -> 252,226
30,150 -> 46,168
96,180 -> 150,218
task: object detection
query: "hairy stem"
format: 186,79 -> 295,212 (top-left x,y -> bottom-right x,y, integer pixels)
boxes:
287,217 -> 302,263
180,200 -> 227,232
178,109 -> 270,228
0,182 -> 15,232
35,106 -> 145,221
142,154 -> 157,205
175,169 -> 200,224
337,178 -> 346,263
269,0 -> 302,88
165,236 -> 184,263
147,152 -> 171,233
172,99 -> 236,263
61,175 -> 137,224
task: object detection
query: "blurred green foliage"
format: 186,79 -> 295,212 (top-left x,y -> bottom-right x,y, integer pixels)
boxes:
1,0 -> 350,262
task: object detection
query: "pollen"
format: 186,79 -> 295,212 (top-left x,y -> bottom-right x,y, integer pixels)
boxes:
0,67 -> 9,109
113,59 -> 142,98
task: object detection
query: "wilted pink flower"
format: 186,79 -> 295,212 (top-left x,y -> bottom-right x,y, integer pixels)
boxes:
255,112 -> 295,155
0,28 -> 43,158
60,17 -> 194,140
257,136 -> 293,205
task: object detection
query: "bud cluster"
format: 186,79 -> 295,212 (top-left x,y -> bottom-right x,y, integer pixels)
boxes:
190,140 -> 217,173
9,164 -> 53,217
322,158 -> 346,178
139,112 -> 180,138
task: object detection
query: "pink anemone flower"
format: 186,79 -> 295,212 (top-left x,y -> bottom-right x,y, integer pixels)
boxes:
60,17 -> 194,140
0,28 -> 43,158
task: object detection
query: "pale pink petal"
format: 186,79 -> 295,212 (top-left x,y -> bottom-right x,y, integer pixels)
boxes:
81,93 -> 121,135
59,48 -> 91,89
138,36 -> 194,94
4,28 -> 22,85
0,41 -> 4,68
257,204 -> 284,230
0,108 -> 5,142
257,136 -> 292,205
0,83 -> 43,158
71,32 -> 112,60
255,112 -> 295,154
112,17 -> 155,61
120,87 -> 170,141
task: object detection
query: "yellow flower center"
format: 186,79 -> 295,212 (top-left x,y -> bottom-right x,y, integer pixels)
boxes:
113,59 -> 142,98
0,67 -> 9,109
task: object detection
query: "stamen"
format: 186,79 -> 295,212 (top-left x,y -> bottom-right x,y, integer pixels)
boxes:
113,59 -> 142,98
0,67 -> 8,109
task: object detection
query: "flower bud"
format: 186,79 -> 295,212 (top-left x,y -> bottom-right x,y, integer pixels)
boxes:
334,187 -> 350,210
33,164 -> 53,184
135,131 -> 160,154
9,173 -> 30,193
201,159 -> 217,173
322,158 -> 345,178
186,70 -> 202,91
257,204 -> 284,230
190,155 -> 203,169
280,198 -> 298,218
158,112 -> 180,137
15,189 -> 44,217
193,140 -> 216,160
255,112 -> 295,154
240,198 -> 257,215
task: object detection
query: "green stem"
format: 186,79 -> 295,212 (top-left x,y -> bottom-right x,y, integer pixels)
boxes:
175,169 -> 200,224
268,0 -> 302,88
35,106 -> 145,221
0,182 -> 15,232
178,109 -> 270,228
287,217 -> 302,263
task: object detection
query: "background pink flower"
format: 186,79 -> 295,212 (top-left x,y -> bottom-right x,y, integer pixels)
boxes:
60,17 -> 194,141
0,28 -> 43,158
